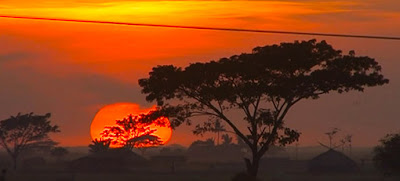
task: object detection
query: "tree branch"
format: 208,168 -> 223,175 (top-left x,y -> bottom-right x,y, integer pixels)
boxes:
258,100 -> 293,155
206,103 -> 253,148
177,86 -> 253,148
271,97 -> 279,111
252,96 -> 261,121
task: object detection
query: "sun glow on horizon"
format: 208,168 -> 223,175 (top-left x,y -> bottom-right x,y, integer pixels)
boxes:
90,103 -> 172,148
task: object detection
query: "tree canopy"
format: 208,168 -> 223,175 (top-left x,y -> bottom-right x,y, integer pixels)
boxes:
139,39 -> 389,177
89,139 -> 111,154
99,114 -> 164,149
373,133 -> 400,175
50,146 -> 69,159
0,112 -> 59,169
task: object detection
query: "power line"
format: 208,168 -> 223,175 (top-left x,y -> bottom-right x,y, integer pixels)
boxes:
1,15 -> 400,41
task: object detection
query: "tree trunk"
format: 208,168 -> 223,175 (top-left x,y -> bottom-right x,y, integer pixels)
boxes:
12,155 -> 17,170
244,153 -> 260,179
217,131 -> 220,145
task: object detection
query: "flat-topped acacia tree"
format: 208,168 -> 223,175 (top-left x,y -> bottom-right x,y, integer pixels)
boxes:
138,39 -> 389,178
0,113 -> 59,170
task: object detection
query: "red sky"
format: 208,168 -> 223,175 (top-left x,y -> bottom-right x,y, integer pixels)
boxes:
0,0 -> 400,147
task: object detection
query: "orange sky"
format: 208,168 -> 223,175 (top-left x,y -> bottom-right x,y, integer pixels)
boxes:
1,0 -> 400,147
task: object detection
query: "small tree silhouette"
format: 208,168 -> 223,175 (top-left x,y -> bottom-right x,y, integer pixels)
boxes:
0,112 -> 59,170
50,147 -> 69,160
373,133 -> 400,175
127,134 -> 163,155
89,139 -> 111,154
213,120 -> 226,145
193,119 -> 226,145
345,134 -> 353,155
99,114 -> 165,150
222,134 -> 233,145
339,134 -> 353,154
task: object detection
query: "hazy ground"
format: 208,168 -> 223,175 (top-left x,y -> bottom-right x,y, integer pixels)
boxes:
3,167 -> 399,181
1,146 -> 399,181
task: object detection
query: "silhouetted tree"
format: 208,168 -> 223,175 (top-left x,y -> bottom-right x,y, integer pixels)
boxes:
193,119 -> 226,145
189,138 -> 215,149
213,120 -> 226,145
222,134 -> 233,145
373,133 -> 400,175
88,139 -> 111,154
187,138 -> 243,162
0,113 -> 59,170
345,134 -> 353,156
139,39 -> 388,177
339,134 -> 353,154
128,134 -> 163,155
50,147 -> 69,160
100,114 -> 164,150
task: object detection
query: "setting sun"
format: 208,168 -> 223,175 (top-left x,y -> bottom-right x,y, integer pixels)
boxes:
0,0 -> 399,179
90,103 -> 172,147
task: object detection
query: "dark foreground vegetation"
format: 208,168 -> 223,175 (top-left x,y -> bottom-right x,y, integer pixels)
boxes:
0,145 -> 400,181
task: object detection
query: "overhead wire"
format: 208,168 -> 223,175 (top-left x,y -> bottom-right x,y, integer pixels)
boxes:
1,15 -> 400,41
